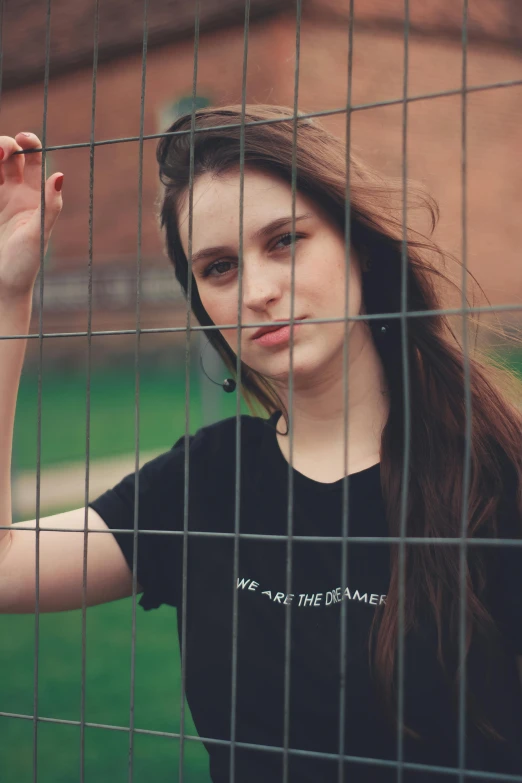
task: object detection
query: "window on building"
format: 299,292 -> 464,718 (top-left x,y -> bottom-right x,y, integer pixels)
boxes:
157,95 -> 211,132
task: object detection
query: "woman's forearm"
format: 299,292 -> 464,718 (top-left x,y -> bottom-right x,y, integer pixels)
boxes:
0,292 -> 33,550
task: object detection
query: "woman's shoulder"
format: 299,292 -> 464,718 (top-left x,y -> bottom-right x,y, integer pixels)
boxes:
174,412 -> 271,460
134,414 -> 273,485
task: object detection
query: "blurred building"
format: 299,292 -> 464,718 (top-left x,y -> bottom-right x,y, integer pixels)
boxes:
1,0 -> 521,367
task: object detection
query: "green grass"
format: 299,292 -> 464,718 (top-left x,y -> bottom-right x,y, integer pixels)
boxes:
0,602 -> 211,783
12,348 -> 519,475
13,365 -> 242,472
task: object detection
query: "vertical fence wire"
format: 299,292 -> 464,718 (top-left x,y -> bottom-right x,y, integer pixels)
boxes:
338,2 -> 355,781
33,1 -> 53,779
395,1 -> 411,780
229,3 -> 250,780
0,0 -> 3,112
79,0 -> 101,779
282,2 -> 302,781
128,2 -> 149,780
458,2 -> 471,780
179,2 -> 201,779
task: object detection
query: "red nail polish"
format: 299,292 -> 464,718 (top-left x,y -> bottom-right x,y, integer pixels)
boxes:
0,148 -> 4,161
55,174 -> 64,192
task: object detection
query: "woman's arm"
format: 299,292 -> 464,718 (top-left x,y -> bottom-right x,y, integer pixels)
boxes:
0,507 -> 136,613
0,132 -> 137,613
0,131 -> 62,548
0,293 -> 32,547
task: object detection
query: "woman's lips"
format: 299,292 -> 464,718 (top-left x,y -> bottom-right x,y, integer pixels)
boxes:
252,319 -> 305,347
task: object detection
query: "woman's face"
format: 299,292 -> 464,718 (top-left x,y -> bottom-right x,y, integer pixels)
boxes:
177,167 -> 366,389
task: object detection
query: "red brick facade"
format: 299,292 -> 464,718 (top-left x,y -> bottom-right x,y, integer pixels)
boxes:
1,2 -> 520,366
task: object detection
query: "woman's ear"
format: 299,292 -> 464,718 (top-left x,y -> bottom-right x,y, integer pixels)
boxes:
359,249 -> 372,273
349,242 -> 370,274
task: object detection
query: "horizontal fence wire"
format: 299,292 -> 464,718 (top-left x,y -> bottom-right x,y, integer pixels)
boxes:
2,302 -> 522,341
1,710 -> 522,782
3,293 -> 522,335
9,77 -> 522,155
4,527 -> 522,546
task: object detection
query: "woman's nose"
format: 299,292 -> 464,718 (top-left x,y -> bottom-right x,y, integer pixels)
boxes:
241,261 -> 282,312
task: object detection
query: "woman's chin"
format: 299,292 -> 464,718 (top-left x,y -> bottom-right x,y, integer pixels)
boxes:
257,358 -> 324,389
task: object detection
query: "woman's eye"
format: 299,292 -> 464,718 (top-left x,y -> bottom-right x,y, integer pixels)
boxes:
203,260 -> 236,278
273,232 -> 303,251
201,233 -> 303,279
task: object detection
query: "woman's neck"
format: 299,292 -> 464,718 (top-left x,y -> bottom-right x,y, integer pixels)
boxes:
275,327 -> 389,480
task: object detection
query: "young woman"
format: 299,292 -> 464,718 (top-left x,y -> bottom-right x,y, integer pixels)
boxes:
0,105 -> 521,783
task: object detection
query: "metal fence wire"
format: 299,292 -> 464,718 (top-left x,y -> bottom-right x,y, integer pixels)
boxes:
1,0 -> 522,782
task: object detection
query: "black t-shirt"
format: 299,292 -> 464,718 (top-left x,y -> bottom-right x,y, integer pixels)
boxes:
89,412 -> 522,782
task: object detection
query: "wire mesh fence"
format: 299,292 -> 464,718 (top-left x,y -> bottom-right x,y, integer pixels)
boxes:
1,0 -> 522,782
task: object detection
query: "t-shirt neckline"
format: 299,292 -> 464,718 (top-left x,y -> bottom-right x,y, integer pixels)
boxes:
260,410 -> 381,496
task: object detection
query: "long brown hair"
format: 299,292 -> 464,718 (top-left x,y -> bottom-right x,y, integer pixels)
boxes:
156,104 -> 522,736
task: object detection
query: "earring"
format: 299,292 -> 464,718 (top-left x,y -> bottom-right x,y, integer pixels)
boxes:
370,321 -> 390,338
199,339 -> 236,393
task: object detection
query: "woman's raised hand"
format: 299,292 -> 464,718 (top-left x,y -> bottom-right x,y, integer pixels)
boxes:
0,132 -> 63,300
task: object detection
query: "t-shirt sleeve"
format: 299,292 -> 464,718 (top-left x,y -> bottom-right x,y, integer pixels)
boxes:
88,434 -> 190,611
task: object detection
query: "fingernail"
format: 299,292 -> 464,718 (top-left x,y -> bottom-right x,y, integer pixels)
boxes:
20,132 -> 32,137
0,148 -> 4,161
55,174 -> 64,192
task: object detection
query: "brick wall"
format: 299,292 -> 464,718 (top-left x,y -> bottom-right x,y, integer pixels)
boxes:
1,14 -> 520,366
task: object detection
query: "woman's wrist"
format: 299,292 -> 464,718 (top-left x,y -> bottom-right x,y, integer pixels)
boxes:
0,287 -> 34,323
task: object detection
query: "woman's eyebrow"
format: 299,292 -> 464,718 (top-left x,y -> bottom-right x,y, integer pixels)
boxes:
190,213 -> 313,266
251,212 -> 313,240
190,245 -> 230,266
